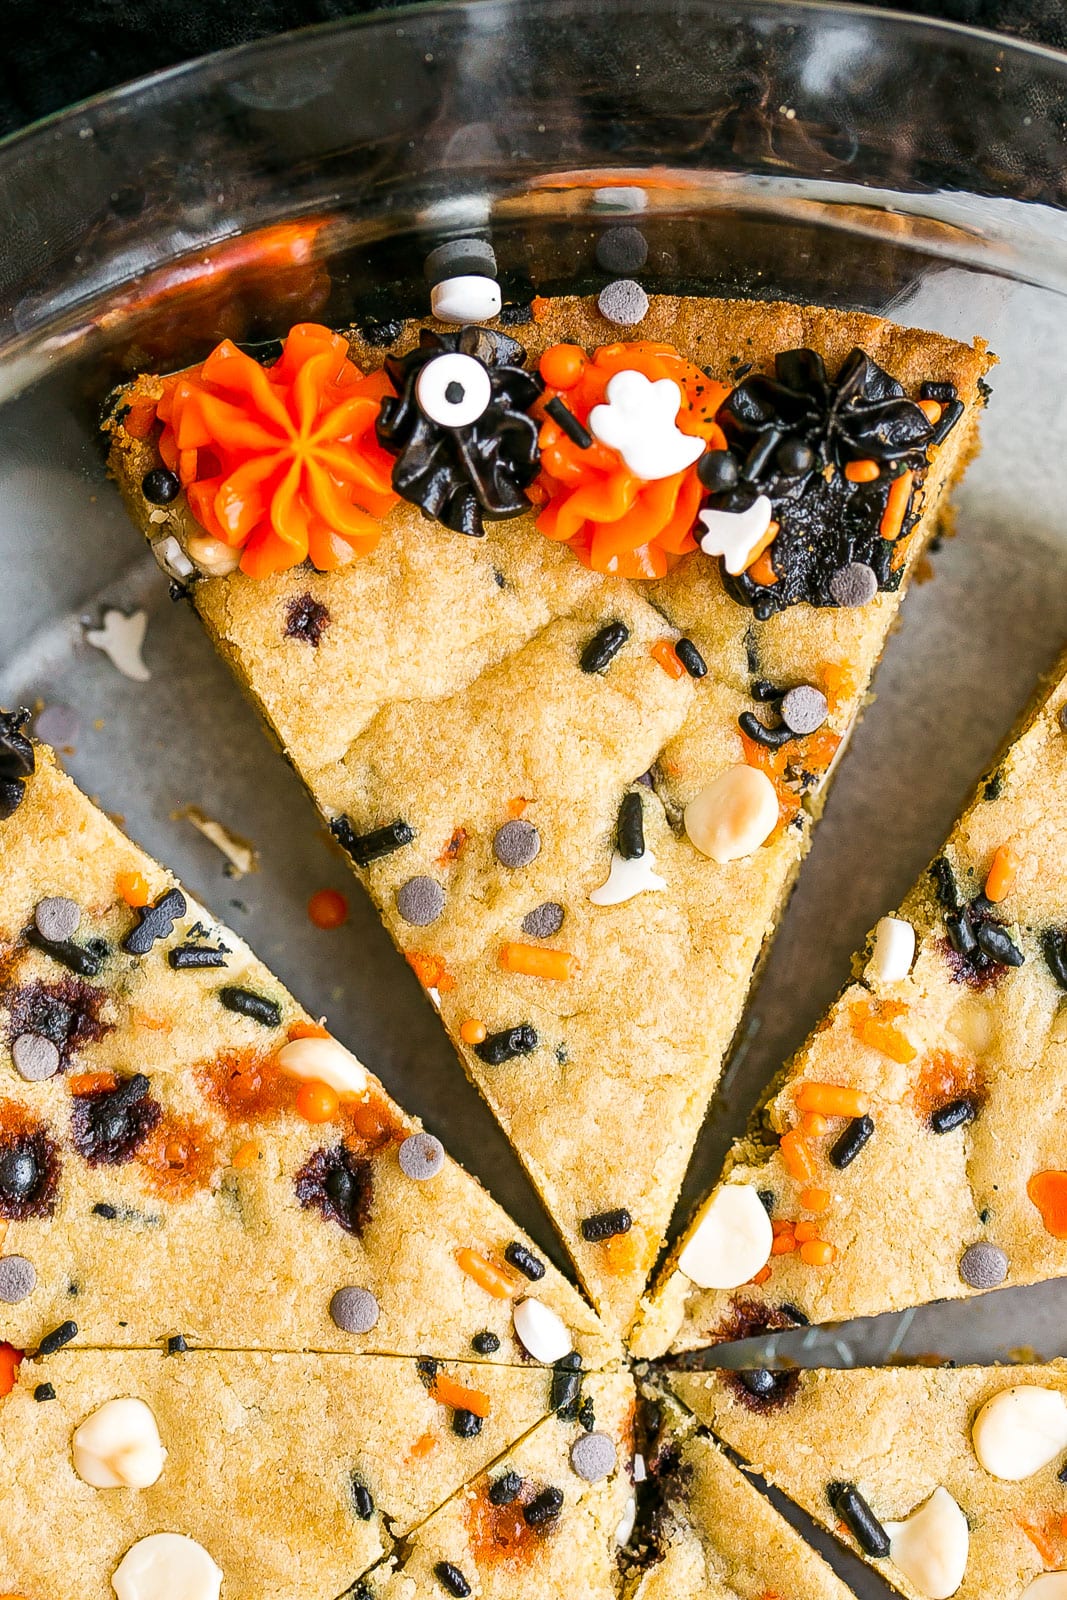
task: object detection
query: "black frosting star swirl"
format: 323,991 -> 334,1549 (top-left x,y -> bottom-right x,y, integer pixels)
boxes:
376,326 -> 542,537
703,347 -> 956,616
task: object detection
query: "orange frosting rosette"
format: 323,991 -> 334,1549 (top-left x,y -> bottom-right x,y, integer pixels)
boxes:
534,341 -> 731,578
155,322 -> 399,578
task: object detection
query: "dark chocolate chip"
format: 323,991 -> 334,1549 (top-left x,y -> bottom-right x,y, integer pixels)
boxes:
1043,929 -> 1067,989
452,1408 -> 483,1438
488,1469 -> 522,1506
34,1382 -> 56,1402
474,1024 -> 538,1065
471,1331 -> 500,1355
166,1334 -> 189,1354
284,592 -> 331,647
351,1479 -> 375,1520
524,1486 -> 564,1526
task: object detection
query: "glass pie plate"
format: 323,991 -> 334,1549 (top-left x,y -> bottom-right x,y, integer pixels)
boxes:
1,4 -> 1067,1588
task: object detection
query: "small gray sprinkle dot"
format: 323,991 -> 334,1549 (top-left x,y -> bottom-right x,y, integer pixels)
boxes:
396,876 -> 445,927
34,705 -> 80,749
35,896 -> 82,943
570,1432 -> 617,1483
597,279 -> 649,328
398,1132 -> 445,1181
596,227 -> 648,276
12,1033 -> 60,1083
330,1286 -> 380,1334
959,1242 -> 1008,1290
0,1256 -> 37,1303
493,820 -> 541,869
521,902 -> 565,940
781,685 -> 829,736
829,562 -> 879,609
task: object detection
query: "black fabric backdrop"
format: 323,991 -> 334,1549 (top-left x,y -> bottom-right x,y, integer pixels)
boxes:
0,0 -> 1064,139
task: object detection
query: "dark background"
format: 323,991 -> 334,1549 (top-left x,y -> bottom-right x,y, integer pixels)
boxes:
0,0 -> 1064,140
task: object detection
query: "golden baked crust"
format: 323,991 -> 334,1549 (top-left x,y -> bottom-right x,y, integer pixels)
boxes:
635,653 -> 1067,1359
674,1361 -> 1067,1600
107,296 -> 991,1336
0,748 -> 616,1368
0,1348 -> 561,1599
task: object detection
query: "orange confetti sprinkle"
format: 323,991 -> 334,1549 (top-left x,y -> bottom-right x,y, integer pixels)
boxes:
431,1372 -> 492,1418
0,1344 -> 21,1397
796,1083 -> 870,1119
406,951 -> 456,993
437,827 -> 468,866
800,1187 -> 831,1214
68,1071 -> 117,1096
1019,1517 -> 1058,1565
116,870 -> 150,907
232,1141 -> 260,1170
779,1129 -> 817,1184
850,999 -> 917,1064
456,1249 -> 518,1300
507,797 -> 529,819
307,888 -> 349,929
984,843 -> 1020,904
498,942 -> 578,981
410,1431 -> 437,1461
1028,1171 -> 1067,1238
651,638 -> 686,679
750,1264 -> 773,1286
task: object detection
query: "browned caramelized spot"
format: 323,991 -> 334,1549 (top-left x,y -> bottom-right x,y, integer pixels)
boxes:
939,936 -> 1004,991
911,1049 -> 986,1123
136,1113 -> 219,1198
197,1048 -> 297,1125
467,1481 -> 555,1569
723,1365 -> 801,1413
0,1103 -> 60,1219
71,1076 -> 162,1166
295,1143 -> 373,1235
6,975 -> 112,1067
707,1296 -> 806,1346
343,1093 -> 406,1153
284,592 -> 330,646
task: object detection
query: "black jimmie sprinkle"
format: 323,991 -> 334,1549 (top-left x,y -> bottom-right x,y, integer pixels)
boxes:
616,793 -> 645,861
504,1241 -> 545,1281
218,987 -> 282,1028
351,1479 -> 375,1520
828,1482 -> 890,1558
169,945 -> 228,970
580,622 -> 629,674
474,1024 -> 538,1066
434,1561 -> 472,1597
974,921 -> 1024,967
580,1208 -> 633,1243
930,1098 -> 979,1135
738,710 -> 793,749
331,815 -> 415,868
675,638 -> 707,678
829,1115 -> 875,1170
37,1320 -> 78,1356
545,397 -> 592,450
1044,929 -> 1067,990
27,930 -> 103,978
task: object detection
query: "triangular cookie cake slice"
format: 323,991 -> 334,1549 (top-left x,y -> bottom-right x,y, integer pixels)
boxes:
620,1384 -> 858,1600
0,717 -> 616,1368
672,1361 -> 1067,1600
0,1346 -> 567,1600
354,1366 -> 635,1600
106,294 -> 990,1334
634,652 -> 1067,1360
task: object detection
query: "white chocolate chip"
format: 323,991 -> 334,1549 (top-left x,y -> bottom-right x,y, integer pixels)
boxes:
589,849 -> 666,906
150,536 -> 195,581
512,1297 -> 573,1364
614,1493 -> 637,1546
684,766 -> 779,864
866,916 -> 916,984
112,1533 -> 222,1600
186,532 -> 241,578
972,1386 -> 1067,1480
275,1035 -> 368,1101
885,1487 -> 969,1600
73,1398 -> 167,1489
696,495 -> 774,575
1021,1577 -> 1067,1599
676,1184 -> 773,1290
430,274 -> 502,324
588,370 -> 704,481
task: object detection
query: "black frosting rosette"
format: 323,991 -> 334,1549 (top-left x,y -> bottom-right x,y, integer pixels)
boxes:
702,347 -> 960,616
376,325 -> 542,537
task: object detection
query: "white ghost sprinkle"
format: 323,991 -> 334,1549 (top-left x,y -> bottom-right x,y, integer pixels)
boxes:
85,608 -> 151,682
589,370 -> 705,481
696,496 -> 775,576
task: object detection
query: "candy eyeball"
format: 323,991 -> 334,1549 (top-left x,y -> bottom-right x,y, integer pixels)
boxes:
415,351 -> 493,428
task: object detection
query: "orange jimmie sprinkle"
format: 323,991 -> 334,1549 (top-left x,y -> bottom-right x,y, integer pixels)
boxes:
534,340 -> 730,578
155,323 -> 399,577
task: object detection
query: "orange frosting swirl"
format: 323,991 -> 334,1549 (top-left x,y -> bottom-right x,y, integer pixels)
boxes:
534,341 -> 730,579
156,322 -> 399,579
